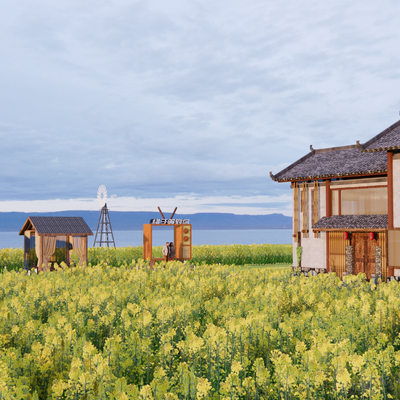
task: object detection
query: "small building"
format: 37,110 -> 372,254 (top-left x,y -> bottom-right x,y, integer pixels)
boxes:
271,119 -> 400,281
143,218 -> 192,262
19,216 -> 93,271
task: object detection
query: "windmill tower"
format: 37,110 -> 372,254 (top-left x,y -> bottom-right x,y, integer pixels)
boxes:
93,185 -> 116,247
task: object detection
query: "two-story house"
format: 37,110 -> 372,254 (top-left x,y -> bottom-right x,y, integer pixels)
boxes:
271,119 -> 400,281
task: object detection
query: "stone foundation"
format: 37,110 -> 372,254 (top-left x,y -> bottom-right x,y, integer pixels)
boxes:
291,266 -> 326,275
345,245 -> 354,275
375,246 -> 382,278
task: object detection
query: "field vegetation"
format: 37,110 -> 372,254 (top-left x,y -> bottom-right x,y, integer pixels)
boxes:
1,260 -> 400,398
0,244 -> 292,272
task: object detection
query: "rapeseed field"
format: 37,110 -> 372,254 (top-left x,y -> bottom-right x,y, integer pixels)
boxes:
1,260 -> 400,399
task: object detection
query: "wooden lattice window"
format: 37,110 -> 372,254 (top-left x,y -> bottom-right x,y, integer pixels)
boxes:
312,181 -> 320,238
302,182 -> 308,238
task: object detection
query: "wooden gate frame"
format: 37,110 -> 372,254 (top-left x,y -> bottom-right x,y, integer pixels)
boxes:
143,223 -> 192,262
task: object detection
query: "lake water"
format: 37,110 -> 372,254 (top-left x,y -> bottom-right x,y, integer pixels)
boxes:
0,229 -> 292,249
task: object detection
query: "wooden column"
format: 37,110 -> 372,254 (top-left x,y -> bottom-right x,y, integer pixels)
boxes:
66,235 -> 70,266
24,231 -> 30,269
83,236 -> 88,265
325,179 -> 331,272
388,151 -> 394,276
174,225 -> 183,260
302,181 -> 308,238
293,182 -> 299,241
388,151 -> 394,229
143,224 -> 153,260
325,179 -> 332,218
37,235 -> 43,272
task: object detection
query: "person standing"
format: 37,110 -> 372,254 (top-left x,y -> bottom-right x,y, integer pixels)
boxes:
169,242 -> 175,261
162,242 -> 169,262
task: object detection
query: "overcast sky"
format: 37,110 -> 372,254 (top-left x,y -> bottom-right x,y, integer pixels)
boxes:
1,0 -> 399,216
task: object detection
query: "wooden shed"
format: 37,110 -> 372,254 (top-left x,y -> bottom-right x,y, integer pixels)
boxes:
19,217 -> 93,271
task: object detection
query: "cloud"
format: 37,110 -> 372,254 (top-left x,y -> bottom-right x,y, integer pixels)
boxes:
0,0 -> 399,212
0,194 -> 293,216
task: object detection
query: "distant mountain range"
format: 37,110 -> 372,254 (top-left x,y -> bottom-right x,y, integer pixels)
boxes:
0,211 -> 292,232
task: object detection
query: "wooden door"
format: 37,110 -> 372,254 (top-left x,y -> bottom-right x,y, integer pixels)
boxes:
354,233 -> 376,280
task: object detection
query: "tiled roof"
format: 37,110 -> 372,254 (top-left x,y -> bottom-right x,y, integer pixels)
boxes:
271,146 -> 387,182
20,217 -> 93,235
312,214 -> 388,231
361,119 -> 400,152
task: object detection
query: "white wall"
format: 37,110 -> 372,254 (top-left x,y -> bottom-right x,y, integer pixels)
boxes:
393,155 -> 400,228
293,182 -> 327,268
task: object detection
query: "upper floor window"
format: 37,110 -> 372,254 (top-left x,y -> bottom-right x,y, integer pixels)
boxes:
332,186 -> 387,215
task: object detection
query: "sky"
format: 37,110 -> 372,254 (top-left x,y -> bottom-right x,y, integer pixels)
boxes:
1,0 -> 400,216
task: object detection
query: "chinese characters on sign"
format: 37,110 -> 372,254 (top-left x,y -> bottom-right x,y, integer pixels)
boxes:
150,219 -> 190,225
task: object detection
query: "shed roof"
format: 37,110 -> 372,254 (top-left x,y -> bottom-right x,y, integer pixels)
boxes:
360,119 -> 400,152
312,214 -> 388,231
271,146 -> 387,182
19,217 -> 93,236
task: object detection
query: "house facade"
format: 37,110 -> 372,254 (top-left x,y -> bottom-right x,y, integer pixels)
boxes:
271,119 -> 400,281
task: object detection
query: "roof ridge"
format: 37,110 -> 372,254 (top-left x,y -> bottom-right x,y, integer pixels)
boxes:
314,144 -> 358,153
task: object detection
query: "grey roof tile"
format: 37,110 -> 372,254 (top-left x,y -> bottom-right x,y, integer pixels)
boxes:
312,214 -> 388,230
272,147 -> 387,182
28,217 -> 93,235
362,119 -> 400,152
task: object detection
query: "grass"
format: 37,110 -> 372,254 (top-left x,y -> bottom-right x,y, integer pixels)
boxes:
239,263 -> 292,270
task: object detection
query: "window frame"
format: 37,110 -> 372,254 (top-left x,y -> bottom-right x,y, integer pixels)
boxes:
331,185 -> 388,216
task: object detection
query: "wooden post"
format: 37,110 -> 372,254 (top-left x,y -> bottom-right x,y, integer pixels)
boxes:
174,225 -> 183,260
325,180 -> 331,272
143,224 -> 153,260
302,181 -> 308,238
158,207 -> 166,219
325,179 -> 332,218
24,231 -> 30,269
66,235 -> 70,266
293,182 -> 299,241
83,236 -> 88,266
387,151 -> 394,276
37,235 -> 43,272
388,151 -> 394,229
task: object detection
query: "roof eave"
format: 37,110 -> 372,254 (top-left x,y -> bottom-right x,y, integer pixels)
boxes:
313,228 -> 387,232
362,146 -> 400,153
273,169 -> 387,183
19,217 -> 34,235
271,149 -> 315,182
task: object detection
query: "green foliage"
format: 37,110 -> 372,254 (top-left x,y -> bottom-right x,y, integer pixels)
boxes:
296,246 -> 302,263
27,248 -> 38,268
0,244 -> 293,271
0,247 -> 24,271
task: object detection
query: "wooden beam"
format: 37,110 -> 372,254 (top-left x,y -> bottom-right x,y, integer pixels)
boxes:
170,207 -> 178,219
158,207 -> 165,219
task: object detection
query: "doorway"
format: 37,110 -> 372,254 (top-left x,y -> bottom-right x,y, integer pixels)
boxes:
353,233 -> 376,279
